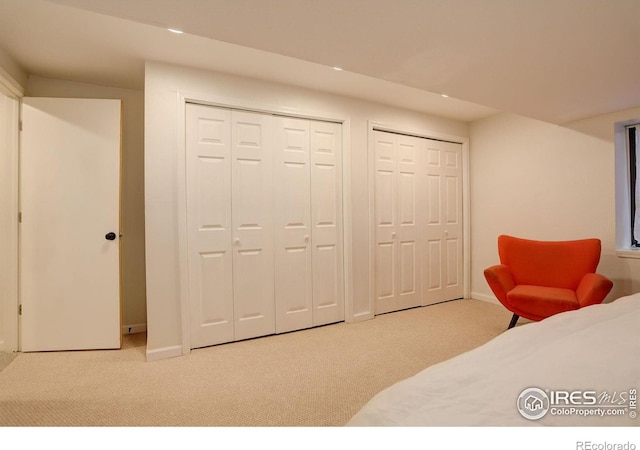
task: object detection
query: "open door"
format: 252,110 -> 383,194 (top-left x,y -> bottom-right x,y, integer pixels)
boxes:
20,97 -> 121,352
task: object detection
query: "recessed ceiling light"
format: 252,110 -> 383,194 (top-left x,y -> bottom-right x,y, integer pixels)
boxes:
441,93 -> 449,98
168,28 -> 184,34
333,66 -> 343,71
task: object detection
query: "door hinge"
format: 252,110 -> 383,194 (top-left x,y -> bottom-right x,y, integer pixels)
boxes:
18,212 -> 22,223
19,120 -> 22,132
19,304 -> 22,315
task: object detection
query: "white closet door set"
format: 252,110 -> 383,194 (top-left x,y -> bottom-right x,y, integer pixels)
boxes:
372,130 -> 464,315
186,104 -> 344,349
184,103 -> 464,350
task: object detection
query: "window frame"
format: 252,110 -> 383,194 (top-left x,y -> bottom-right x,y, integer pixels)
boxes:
615,118 -> 640,258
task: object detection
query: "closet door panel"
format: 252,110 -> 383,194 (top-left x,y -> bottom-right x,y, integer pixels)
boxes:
274,117 -> 313,333
186,104 -> 234,348
311,121 -> 344,325
396,135 -> 421,310
442,143 -> 464,299
232,111 -> 275,340
374,131 -> 422,314
373,132 -> 397,314
422,140 -> 463,305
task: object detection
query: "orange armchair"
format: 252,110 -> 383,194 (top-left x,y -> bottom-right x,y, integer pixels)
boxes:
484,235 -> 613,329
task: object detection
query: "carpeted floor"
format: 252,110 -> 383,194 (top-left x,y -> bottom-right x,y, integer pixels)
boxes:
0,298 -> 512,426
0,353 -> 17,374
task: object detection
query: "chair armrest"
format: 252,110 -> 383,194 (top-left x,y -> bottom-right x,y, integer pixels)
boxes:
484,264 -> 515,304
576,273 -> 614,307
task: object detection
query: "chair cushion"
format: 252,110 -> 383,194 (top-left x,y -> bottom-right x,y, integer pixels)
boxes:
507,285 -> 579,320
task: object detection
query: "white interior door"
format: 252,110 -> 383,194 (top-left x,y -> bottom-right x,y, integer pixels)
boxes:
374,131 -> 421,314
186,104 -> 343,348
423,139 -> 464,304
310,120 -> 344,326
186,104 -> 234,348
231,111 -> 275,341
20,97 -> 121,352
274,118 -> 344,332
374,130 -> 463,314
274,117 -> 313,333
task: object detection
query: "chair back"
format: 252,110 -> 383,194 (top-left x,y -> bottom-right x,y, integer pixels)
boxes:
497,235 -> 602,290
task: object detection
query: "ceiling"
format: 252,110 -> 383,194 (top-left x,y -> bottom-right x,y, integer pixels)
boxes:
0,0 -> 638,124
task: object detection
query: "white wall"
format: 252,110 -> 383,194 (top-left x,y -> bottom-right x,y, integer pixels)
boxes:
27,76 -> 147,332
470,110 -> 640,303
144,61 -> 469,360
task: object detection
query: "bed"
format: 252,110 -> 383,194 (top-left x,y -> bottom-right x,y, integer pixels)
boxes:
348,293 -> 640,426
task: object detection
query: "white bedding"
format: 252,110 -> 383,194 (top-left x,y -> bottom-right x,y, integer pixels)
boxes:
348,293 -> 640,426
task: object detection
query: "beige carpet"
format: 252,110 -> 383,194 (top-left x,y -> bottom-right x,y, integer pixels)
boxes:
0,299 -> 511,427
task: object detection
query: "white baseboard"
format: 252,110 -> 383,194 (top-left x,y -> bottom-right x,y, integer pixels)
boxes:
350,311 -> 374,322
470,292 -> 499,305
122,323 -> 147,335
146,345 -> 184,362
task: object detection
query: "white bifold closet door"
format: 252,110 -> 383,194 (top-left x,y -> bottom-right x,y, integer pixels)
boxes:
274,117 -> 344,333
186,105 -> 274,348
373,130 -> 463,315
422,139 -> 464,305
374,132 -> 422,314
186,104 -> 343,349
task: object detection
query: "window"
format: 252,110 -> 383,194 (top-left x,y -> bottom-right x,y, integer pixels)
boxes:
629,125 -> 639,247
615,119 -> 640,256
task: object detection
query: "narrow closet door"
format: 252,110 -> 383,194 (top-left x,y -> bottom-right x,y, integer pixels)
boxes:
310,121 -> 344,326
373,131 -> 421,314
395,134 -> 422,310
423,139 -> 464,305
374,132 -> 397,314
232,111 -> 276,340
274,117 -> 313,333
186,104 -> 234,348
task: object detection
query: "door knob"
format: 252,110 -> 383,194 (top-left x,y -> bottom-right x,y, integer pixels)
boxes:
105,232 -> 117,241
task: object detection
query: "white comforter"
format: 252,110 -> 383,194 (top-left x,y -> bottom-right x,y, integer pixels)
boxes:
348,294 -> 640,426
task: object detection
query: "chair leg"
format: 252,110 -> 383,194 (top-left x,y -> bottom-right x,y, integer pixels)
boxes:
507,314 -> 519,329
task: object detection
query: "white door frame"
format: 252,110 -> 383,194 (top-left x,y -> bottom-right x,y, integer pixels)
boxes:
176,91 -> 352,355
0,70 -> 23,353
367,121 -> 471,318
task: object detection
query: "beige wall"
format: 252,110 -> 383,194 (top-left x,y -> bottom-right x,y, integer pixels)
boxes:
144,61 -> 469,359
470,110 -> 640,303
27,76 -> 147,331
0,47 -> 27,94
